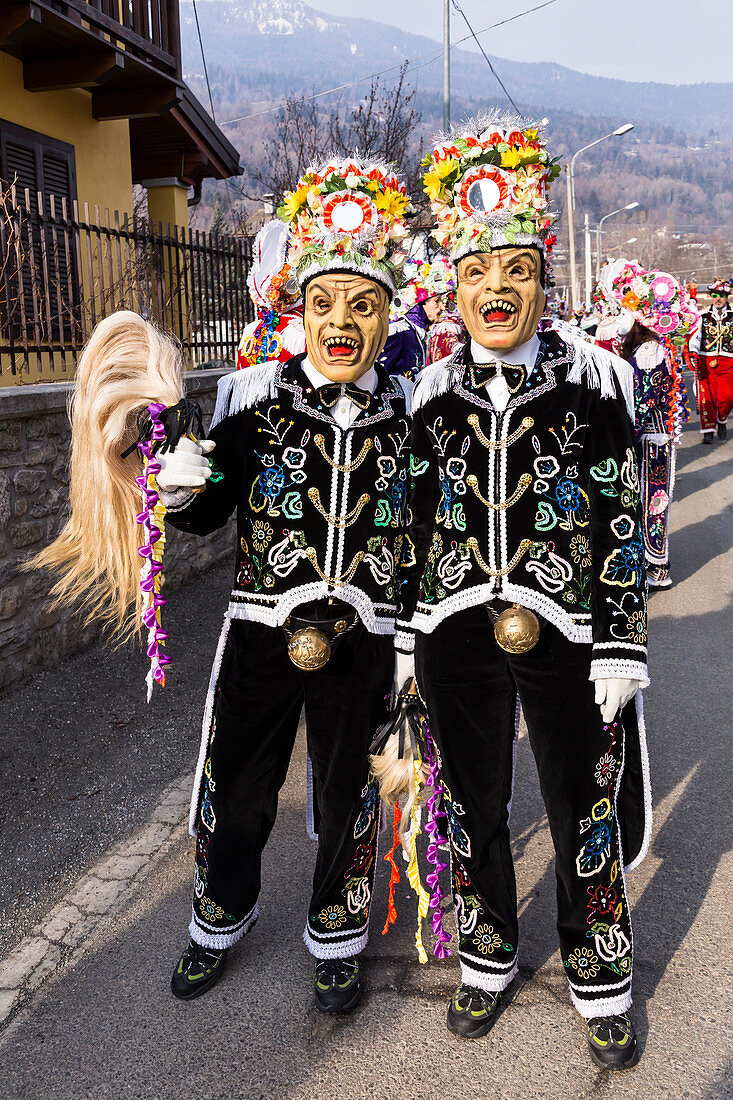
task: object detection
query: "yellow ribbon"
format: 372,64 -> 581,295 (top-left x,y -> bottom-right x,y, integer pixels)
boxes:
405,760 -> 430,964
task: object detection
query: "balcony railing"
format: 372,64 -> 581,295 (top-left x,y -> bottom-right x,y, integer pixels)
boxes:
67,0 -> 182,76
0,186 -> 254,381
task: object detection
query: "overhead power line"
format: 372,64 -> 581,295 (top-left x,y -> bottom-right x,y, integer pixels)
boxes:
192,0 -> 237,221
218,0 -> 559,127
450,0 -> 520,113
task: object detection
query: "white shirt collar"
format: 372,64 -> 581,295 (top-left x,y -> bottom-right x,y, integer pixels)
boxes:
302,356 -> 378,394
470,334 -> 540,374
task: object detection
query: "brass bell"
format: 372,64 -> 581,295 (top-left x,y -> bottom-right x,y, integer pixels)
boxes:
287,627 -> 332,671
493,604 -> 541,655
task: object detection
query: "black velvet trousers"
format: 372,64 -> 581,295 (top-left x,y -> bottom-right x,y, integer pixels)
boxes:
189,618 -> 393,959
416,607 -> 636,1018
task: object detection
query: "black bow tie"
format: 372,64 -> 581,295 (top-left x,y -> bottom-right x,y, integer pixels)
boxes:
318,381 -> 372,412
468,361 -> 526,395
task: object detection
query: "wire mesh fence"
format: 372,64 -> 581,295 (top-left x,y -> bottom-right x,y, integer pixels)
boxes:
0,185 -> 253,382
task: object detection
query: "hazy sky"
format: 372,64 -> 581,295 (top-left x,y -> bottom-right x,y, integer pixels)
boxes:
306,0 -> 732,85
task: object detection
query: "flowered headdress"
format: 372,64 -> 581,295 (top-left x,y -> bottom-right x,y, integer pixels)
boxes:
608,260 -> 698,443
422,110 -> 561,263
708,279 -> 732,296
277,156 -> 414,296
392,255 -> 456,316
611,262 -> 699,339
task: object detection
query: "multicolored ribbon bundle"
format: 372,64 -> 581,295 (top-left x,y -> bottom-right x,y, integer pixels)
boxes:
134,401 -> 171,701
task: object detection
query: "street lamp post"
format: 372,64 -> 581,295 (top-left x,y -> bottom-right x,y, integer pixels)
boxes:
566,123 -> 634,309
595,202 -> 640,280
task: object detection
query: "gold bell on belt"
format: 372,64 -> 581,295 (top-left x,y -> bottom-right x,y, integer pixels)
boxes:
493,604 -> 541,655
287,626 -> 332,671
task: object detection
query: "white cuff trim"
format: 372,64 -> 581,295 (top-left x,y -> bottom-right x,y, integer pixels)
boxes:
589,659 -> 649,688
459,958 -> 518,993
571,988 -> 632,1019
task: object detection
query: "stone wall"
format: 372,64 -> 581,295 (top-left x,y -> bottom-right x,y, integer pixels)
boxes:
0,370 -> 234,692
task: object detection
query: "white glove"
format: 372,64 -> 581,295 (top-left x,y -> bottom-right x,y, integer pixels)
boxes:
594,678 -> 640,724
394,650 -> 415,697
156,437 -> 215,491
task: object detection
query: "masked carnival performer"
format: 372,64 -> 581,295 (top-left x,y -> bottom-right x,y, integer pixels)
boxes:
379,257 -> 450,377
604,262 -> 697,587
685,279 -> 733,443
398,114 -> 652,1068
157,158 -> 414,1012
236,219 -> 306,369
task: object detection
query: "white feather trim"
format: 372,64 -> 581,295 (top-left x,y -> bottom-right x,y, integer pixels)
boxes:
211,362 -> 279,428
412,355 -> 457,411
554,322 -> 635,421
280,321 -> 306,355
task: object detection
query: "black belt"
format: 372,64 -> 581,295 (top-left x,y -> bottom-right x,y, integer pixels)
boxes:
282,599 -> 358,670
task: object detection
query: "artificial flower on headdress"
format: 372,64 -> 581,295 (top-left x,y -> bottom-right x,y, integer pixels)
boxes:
708,278 -> 732,297
610,261 -> 699,340
277,157 -> 414,296
391,255 -> 456,317
421,110 -> 561,263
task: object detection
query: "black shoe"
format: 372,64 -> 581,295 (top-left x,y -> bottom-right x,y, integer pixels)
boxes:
446,983 -> 503,1039
646,565 -> 672,588
314,956 -> 361,1014
171,939 -> 228,1001
702,433 -> 714,444
718,422 -> 727,439
587,1012 -> 639,1069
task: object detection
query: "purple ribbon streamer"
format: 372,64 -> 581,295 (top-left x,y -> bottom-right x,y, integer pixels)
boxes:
423,724 -> 452,958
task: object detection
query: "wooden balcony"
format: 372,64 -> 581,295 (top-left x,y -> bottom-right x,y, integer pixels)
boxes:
0,0 -> 183,117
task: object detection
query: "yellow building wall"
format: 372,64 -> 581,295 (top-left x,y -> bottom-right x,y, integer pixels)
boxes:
0,52 -> 133,218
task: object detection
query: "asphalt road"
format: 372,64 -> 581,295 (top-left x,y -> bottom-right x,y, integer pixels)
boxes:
0,408 -> 731,1099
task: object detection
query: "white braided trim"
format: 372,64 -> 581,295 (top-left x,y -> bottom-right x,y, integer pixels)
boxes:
593,641 -> 647,653
625,690 -> 653,873
507,694 -> 520,823
411,582 -> 592,642
306,753 -> 318,842
567,974 -> 631,994
394,628 -> 415,653
189,902 -> 259,950
571,988 -> 632,1019
189,614 -> 232,838
589,659 -> 649,687
459,958 -> 518,993
227,583 -> 396,635
159,486 -> 196,513
302,925 -> 369,959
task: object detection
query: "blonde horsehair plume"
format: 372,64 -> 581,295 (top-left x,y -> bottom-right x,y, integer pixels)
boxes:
28,310 -> 184,640
369,732 -> 425,837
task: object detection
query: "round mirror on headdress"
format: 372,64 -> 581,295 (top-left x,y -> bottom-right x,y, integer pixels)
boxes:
458,166 -> 512,217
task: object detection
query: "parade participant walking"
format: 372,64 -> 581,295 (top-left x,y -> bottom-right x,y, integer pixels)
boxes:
398,113 -> 651,1069
606,262 -> 697,587
236,219 -> 305,369
686,279 -> 733,442
379,256 -> 453,376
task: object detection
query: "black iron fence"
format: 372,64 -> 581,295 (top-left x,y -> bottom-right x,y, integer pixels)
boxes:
0,186 -> 253,381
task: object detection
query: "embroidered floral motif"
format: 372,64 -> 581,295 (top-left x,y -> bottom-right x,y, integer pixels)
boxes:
569,533 -> 592,567
472,923 -> 504,955
565,946 -> 601,980
319,905 -> 348,929
594,753 -> 618,786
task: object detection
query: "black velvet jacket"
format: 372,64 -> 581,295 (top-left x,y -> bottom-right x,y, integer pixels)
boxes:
397,332 -> 649,683
165,355 -> 411,634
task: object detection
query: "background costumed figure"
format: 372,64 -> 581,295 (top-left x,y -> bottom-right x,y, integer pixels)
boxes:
601,260 -> 698,587
685,279 -> 733,443
236,219 -> 305,369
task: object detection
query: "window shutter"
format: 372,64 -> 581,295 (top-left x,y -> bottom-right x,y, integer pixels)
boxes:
0,123 -> 79,343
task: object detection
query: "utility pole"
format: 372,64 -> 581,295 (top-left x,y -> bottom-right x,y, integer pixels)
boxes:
584,212 -> 592,305
443,0 -> 450,133
566,165 -> 577,311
